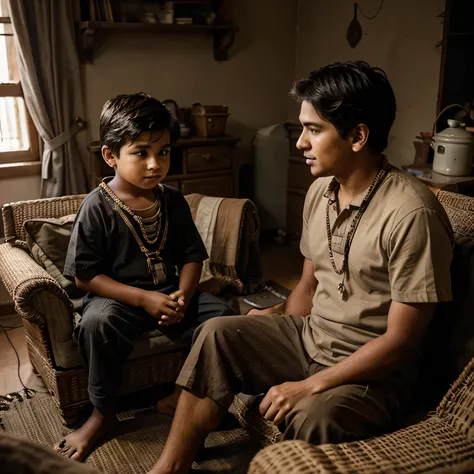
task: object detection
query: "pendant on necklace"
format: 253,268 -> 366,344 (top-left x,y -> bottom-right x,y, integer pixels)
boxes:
337,282 -> 345,298
148,257 -> 167,285
153,261 -> 167,284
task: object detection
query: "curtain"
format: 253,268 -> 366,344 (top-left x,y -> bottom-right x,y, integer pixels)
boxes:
8,0 -> 90,197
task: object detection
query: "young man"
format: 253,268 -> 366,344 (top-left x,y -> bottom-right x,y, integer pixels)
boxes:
149,62 -> 453,474
56,93 -> 235,462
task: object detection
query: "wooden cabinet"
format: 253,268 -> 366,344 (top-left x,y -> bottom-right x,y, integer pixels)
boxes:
181,174 -> 233,197
186,145 -> 232,173
89,135 -> 240,198
285,123 -> 315,239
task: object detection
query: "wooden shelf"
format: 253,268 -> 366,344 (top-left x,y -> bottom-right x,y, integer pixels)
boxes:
77,21 -> 238,63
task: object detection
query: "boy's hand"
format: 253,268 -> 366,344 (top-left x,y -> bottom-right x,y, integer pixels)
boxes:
141,291 -> 181,322
170,290 -> 187,312
159,290 -> 187,326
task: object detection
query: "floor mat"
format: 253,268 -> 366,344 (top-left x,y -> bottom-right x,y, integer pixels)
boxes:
1,392 -> 259,473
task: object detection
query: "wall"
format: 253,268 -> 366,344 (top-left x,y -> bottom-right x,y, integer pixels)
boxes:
83,0 -> 298,167
0,176 -> 41,209
0,175 -> 41,304
292,0 -> 445,167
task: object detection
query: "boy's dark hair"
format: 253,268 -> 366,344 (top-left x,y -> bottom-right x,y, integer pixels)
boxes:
100,93 -> 180,156
290,61 -> 396,153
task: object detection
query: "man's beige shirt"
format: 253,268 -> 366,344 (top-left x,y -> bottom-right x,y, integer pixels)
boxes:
300,161 -> 453,366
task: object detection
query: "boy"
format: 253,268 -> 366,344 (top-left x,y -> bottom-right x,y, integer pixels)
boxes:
56,93 -> 235,462
149,62 -> 453,474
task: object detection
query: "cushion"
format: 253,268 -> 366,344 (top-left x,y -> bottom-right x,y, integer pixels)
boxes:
24,215 -> 85,299
128,328 -> 189,359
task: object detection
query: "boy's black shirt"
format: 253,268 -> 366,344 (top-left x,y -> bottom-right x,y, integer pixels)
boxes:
64,180 -> 208,295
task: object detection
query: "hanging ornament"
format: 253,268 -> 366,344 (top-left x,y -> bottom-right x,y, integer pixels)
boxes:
347,3 -> 362,48
346,1 -> 385,49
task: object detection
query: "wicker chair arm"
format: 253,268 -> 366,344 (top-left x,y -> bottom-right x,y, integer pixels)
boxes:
248,424 -> 474,474
0,243 -> 73,325
248,440 -> 337,474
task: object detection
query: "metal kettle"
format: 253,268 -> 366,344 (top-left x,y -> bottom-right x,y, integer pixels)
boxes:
431,105 -> 474,177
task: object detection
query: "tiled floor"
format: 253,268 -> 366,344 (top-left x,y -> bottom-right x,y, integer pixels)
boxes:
0,241 -> 303,396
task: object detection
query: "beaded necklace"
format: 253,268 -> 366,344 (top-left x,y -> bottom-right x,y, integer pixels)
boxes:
132,200 -> 160,240
326,164 -> 391,298
99,181 -> 162,245
99,181 -> 169,285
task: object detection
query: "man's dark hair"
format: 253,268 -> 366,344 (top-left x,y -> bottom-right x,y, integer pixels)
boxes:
100,92 -> 180,156
290,61 -> 396,153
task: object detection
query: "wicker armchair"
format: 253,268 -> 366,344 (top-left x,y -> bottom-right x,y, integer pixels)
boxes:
248,356 -> 474,474
0,193 -> 260,426
243,189 -> 474,473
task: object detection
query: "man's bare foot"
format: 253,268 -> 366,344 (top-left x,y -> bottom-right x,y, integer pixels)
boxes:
157,387 -> 182,417
54,406 -> 117,462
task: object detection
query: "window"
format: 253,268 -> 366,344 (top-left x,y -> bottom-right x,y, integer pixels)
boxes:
0,0 -> 38,165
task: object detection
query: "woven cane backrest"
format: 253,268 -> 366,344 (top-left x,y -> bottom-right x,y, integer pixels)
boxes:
435,191 -> 474,437
437,190 -> 474,238
436,357 -> 474,437
2,194 -> 86,244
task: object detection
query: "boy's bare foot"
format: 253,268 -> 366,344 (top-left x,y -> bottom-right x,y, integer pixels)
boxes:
54,406 -> 117,462
157,387 -> 182,417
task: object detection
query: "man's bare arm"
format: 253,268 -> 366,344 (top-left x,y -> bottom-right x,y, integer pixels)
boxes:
307,301 -> 436,394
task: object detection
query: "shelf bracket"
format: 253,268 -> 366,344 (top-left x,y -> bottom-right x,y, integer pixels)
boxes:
79,26 -> 95,63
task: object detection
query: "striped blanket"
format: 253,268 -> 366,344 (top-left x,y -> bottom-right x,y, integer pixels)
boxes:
185,193 -> 262,295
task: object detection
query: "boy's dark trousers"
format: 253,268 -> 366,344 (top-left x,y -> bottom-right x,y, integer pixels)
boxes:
74,291 -> 236,408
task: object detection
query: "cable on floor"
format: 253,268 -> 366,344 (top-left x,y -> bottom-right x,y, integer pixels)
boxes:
0,322 -> 49,404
